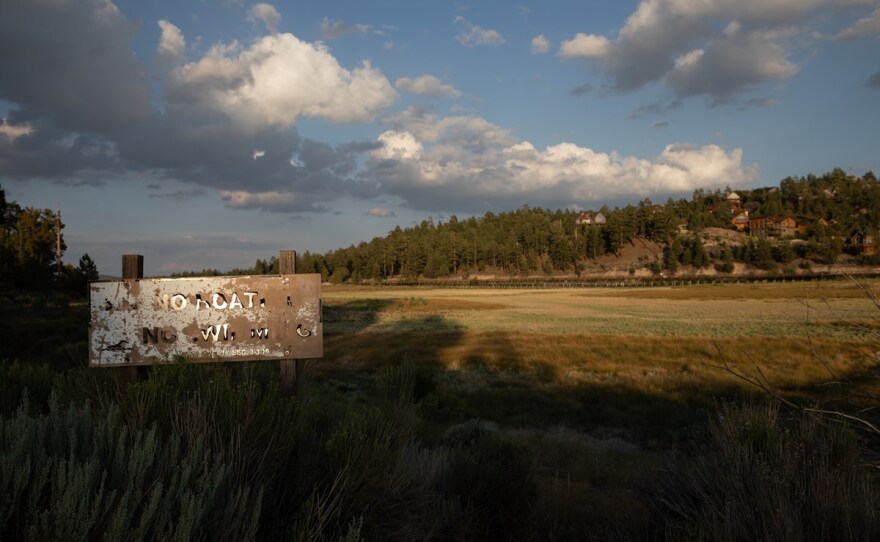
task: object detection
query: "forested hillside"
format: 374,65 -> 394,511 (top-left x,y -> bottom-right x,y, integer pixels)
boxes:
288,168 -> 880,282
161,168 -> 880,282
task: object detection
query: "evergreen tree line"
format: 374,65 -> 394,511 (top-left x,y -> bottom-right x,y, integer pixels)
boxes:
285,169 -> 880,283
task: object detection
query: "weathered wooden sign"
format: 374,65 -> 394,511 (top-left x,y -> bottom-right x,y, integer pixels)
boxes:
89,274 -> 322,366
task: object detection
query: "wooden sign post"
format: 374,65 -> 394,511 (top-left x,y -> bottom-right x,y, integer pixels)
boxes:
119,254 -> 144,384
278,250 -> 304,396
90,251 -> 322,396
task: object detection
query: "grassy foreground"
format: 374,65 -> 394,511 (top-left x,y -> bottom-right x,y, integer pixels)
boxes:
1,280 -> 879,540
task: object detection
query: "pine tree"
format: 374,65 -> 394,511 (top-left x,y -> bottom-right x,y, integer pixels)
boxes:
77,253 -> 99,282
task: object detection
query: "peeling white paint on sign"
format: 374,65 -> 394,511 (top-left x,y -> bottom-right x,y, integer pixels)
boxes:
89,274 -> 322,366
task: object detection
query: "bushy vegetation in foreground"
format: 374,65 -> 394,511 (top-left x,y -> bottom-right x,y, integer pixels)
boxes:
660,402 -> 879,542
0,393 -> 262,541
1,356 -> 877,541
0,361 -> 527,540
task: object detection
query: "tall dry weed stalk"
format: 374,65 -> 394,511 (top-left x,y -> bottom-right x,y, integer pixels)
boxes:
713,276 -> 880,445
659,401 -> 878,542
310,362 -> 455,540
666,277 -> 880,540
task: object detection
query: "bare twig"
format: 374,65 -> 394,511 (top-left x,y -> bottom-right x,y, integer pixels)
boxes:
711,275 -> 880,438
804,408 -> 880,435
708,342 -> 800,411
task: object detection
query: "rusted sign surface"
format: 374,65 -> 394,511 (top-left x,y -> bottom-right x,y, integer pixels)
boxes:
89,274 -> 322,366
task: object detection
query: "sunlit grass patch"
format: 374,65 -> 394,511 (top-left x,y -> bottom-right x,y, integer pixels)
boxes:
319,283 -> 880,478
324,284 -> 880,338
599,280 -> 879,300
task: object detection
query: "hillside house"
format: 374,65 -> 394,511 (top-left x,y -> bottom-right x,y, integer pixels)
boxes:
730,211 -> 749,231
749,216 -> 798,238
576,211 -> 606,226
725,191 -> 742,210
849,232 -> 876,255
575,212 -> 593,225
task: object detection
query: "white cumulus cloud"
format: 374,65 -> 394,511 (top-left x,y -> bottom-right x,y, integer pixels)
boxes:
373,130 -> 423,160
382,106 -> 513,148
558,0 -> 876,104
221,190 -> 298,210
157,20 -> 186,63
395,75 -> 462,98
837,5 -> 880,39
558,33 -> 609,58
531,34 -> 551,54
366,207 -> 395,217
167,32 -> 396,133
249,3 -> 281,33
364,112 -> 757,211
455,17 -> 505,47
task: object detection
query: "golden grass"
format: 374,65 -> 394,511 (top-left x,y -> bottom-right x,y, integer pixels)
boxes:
600,281 -> 879,300
315,281 -> 880,535
324,332 -> 873,395
333,296 -> 505,313
324,285 -> 879,338
318,280 -> 880,440
321,329 -> 877,440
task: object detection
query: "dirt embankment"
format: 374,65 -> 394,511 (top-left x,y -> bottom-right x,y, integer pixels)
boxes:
468,229 -> 880,280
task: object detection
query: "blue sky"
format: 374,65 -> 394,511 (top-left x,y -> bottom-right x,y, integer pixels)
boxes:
1,0 -> 879,275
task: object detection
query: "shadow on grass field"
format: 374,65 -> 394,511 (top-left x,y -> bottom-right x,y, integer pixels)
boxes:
320,304 -> 876,446
312,293 -> 880,539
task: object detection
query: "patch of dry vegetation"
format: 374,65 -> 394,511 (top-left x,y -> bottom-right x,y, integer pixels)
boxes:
324,283 -> 879,338
319,281 -> 880,444
312,282 -> 880,537
601,281 -> 878,301
321,331 -> 876,435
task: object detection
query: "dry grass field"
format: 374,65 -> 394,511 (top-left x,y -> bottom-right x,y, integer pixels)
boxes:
310,280 -> 880,534
319,280 -> 880,440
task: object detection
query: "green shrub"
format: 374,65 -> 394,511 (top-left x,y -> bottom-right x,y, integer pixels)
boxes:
308,363 -> 455,541
0,301 -> 89,370
659,401 -> 879,542
381,360 -> 437,404
446,423 -> 537,540
440,419 -> 498,448
714,261 -> 735,273
0,393 -> 262,541
0,360 -> 59,416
